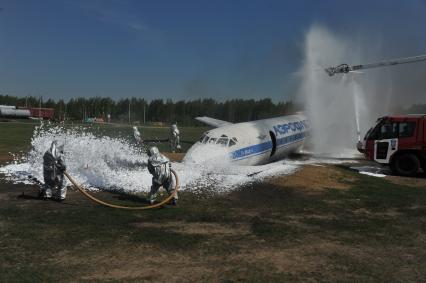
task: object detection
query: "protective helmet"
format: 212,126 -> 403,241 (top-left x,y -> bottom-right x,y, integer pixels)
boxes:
57,144 -> 65,154
148,146 -> 159,157
133,126 -> 138,131
49,140 -> 58,157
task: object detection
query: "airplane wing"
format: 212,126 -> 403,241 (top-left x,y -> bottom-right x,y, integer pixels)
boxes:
195,116 -> 233,128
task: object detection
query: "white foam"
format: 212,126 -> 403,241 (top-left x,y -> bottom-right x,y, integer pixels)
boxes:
0,125 -> 359,194
351,166 -> 387,178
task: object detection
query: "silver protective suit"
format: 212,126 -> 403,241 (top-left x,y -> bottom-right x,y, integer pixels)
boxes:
147,147 -> 177,204
169,124 -> 181,152
42,141 -> 67,200
133,126 -> 142,143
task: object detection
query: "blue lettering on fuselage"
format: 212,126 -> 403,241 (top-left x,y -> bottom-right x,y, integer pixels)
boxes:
273,120 -> 309,136
230,132 -> 307,160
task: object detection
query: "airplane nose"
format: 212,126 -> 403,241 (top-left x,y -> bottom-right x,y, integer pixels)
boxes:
183,143 -> 230,164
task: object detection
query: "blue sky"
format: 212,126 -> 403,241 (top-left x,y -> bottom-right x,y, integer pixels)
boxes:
1,0 -> 425,101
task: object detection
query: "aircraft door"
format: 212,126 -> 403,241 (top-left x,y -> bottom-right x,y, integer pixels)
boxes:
269,131 -> 277,157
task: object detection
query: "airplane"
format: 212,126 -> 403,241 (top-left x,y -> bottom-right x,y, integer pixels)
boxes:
183,113 -> 309,166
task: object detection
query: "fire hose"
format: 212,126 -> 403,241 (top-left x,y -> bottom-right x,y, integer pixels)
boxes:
63,169 -> 179,210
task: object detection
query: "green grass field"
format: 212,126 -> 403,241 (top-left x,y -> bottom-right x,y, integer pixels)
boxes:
0,121 -> 426,282
0,120 -> 208,156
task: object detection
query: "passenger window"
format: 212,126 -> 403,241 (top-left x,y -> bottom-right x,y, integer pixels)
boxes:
199,134 -> 206,143
202,136 -> 210,144
380,122 -> 398,139
399,122 -> 415,138
209,138 -> 217,143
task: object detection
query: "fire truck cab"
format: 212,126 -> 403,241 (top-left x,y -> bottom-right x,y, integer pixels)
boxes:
358,115 -> 426,176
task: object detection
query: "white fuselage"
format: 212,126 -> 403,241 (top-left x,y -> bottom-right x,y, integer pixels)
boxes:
184,114 -> 309,166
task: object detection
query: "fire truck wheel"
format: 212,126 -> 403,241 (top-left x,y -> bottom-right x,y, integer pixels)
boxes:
391,153 -> 420,177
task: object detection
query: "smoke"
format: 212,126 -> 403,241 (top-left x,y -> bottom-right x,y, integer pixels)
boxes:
298,24 -> 411,156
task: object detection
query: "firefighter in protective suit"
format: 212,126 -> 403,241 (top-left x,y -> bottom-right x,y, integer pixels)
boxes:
169,123 -> 181,152
133,126 -> 142,144
147,146 -> 178,205
41,141 -> 67,201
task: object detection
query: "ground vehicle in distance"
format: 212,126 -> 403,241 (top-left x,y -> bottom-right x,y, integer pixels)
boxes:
358,115 -> 426,176
28,107 -> 54,119
0,105 -> 54,119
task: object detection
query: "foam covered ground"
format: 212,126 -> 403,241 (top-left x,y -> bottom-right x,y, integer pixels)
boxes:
0,125 -> 359,193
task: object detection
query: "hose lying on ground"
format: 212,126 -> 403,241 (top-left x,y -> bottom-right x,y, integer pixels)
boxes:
63,169 -> 179,210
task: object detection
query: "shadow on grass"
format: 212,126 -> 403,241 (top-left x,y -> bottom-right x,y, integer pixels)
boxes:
111,191 -> 149,203
1,166 -> 426,281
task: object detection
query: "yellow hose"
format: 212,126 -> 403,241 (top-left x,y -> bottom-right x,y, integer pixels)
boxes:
64,169 -> 179,210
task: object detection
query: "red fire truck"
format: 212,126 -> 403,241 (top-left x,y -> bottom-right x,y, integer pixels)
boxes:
326,54 -> 426,176
358,115 -> 426,176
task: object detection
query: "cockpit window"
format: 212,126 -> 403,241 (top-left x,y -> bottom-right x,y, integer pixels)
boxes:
202,136 -> 209,144
216,137 -> 228,146
228,137 -> 237,147
200,134 -> 237,147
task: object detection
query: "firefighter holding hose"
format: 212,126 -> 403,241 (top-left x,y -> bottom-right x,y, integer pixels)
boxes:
146,146 -> 178,205
40,140 -> 67,201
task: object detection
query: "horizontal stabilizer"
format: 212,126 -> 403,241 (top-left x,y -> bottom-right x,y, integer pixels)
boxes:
195,116 -> 233,128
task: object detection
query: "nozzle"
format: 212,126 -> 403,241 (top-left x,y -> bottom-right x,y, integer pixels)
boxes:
324,63 -> 351,76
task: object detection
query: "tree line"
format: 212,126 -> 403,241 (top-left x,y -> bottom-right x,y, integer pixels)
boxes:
0,95 -> 301,126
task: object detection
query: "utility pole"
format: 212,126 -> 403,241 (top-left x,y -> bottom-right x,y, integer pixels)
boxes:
59,99 -> 62,121
128,100 -> 131,124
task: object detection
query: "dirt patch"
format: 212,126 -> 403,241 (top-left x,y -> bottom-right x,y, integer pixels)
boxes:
0,192 -> 9,200
0,221 -> 7,232
242,244 -> 327,274
133,221 -> 250,236
163,152 -> 185,162
0,153 -> 12,162
267,165 -> 357,191
57,245 -> 219,282
385,175 -> 426,188
239,240 -> 382,279
353,207 -> 403,217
